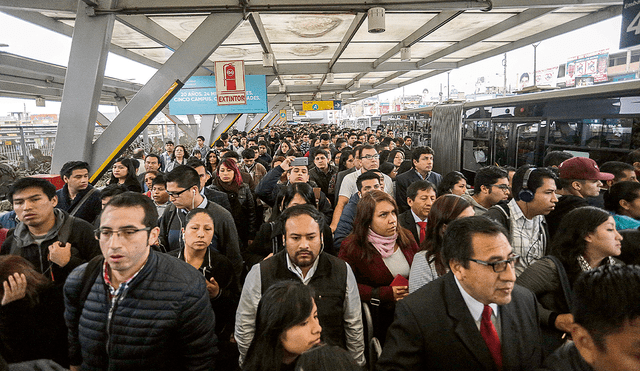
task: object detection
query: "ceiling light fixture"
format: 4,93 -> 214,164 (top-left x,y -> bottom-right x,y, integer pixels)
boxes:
401,47 -> 411,61
368,7 -> 385,33
326,73 -> 334,83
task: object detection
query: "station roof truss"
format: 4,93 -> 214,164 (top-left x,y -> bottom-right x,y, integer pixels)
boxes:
0,0 -> 623,111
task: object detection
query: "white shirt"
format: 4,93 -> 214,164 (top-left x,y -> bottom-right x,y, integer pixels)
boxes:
382,247 -> 410,278
339,169 -> 394,199
454,275 -> 502,340
507,198 -> 546,276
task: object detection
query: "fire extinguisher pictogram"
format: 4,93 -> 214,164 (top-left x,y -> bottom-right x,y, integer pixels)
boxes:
224,63 -> 237,91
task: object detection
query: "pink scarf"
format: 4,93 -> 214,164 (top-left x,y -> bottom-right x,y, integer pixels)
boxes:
367,228 -> 398,258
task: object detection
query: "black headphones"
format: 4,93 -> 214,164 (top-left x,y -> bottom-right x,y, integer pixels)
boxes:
518,167 -> 536,203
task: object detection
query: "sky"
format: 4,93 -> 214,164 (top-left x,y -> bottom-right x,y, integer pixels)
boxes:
0,11 -> 625,116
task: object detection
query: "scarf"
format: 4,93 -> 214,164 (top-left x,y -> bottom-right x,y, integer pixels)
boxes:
214,175 -> 240,194
367,228 -> 398,258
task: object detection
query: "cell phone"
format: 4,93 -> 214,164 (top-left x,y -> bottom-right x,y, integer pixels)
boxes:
291,157 -> 308,166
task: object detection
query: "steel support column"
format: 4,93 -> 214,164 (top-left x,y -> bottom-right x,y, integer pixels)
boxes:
247,93 -> 284,132
200,115 -> 215,146
259,103 -> 287,129
51,0 -> 115,174
211,114 -> 242,143
88,12 -> 243,181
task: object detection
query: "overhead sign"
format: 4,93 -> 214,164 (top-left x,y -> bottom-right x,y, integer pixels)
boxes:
279,110 -> 286,118
565,50 -> 609,87
302,100 -> 342,111
169,75 -> 267,115
214,60 -> 246,105
621,0 -> 640,49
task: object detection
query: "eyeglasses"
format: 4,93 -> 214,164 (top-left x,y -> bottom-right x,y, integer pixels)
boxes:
95,227 -> 151,240
166,186 -> 195,198
362,154 -> 380,160
469,254 -> 520,273
492,184 -> 511,192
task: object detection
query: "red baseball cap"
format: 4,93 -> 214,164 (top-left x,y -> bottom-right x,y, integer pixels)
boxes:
558,157 -> 614,181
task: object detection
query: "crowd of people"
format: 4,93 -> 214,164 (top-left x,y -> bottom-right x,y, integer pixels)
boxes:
0,124 -> 639,371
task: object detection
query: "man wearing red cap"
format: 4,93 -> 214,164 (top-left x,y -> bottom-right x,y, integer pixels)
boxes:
545,157 -> 614,238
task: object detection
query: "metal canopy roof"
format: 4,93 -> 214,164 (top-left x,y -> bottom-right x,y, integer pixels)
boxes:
0,0 -> 623,111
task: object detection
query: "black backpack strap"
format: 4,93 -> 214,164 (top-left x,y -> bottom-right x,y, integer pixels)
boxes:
57,213 -> 76,246
78,256 -> 104,310
69,188 -> 97,217
545,255 -> 573,311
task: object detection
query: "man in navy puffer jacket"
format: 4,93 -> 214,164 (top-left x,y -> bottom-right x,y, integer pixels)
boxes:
64,192 -> 217,371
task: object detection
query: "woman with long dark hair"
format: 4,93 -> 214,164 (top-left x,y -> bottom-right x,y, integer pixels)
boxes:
243,281 -> 321,371
244,183 -> 334,268
165,144 -> 189,172
338,190 -> 418,342
0,256 -> 68,366
408,195 -> 473,293
436,171 -> 468,197
209,158 -> 256,249
167,208 -> 239,369
603,180 -> 640,230
517,206 -> 623,355
108,157 -> 142,192
274,140 -> 292,158
205,151 -> 220,179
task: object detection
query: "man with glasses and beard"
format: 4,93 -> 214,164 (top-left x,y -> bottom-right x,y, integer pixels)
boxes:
235,205 -> 365,367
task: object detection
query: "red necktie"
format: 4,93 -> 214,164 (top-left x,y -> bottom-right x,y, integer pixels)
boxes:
481,305 -> 502,371
417,221 -> 427,243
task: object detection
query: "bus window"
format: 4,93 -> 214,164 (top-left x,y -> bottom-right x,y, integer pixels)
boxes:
516,123 -> 544,167
462,139 -> 489,172
463,120 -> 490,139
493,123 -> 512,167
601,118 -> 633,149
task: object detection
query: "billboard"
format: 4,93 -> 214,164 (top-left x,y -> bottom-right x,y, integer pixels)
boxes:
169,75 -> 267,115
565,50 -> 609,87
621,0 -> 640,49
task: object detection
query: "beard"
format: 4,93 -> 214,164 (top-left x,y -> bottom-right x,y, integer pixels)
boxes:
293,250 -> 317,268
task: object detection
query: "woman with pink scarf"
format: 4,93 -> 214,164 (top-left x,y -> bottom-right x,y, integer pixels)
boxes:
338,190 -> 418,344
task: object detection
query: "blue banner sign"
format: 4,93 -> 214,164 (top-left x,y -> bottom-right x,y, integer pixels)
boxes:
169,75 -> 267,114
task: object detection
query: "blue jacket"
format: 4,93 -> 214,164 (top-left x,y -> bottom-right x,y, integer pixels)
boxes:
333,193 -> 360,250
64,250 -> 217,371
56,184 -> 102,224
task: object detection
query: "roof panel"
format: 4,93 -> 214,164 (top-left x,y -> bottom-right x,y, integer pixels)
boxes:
341,42 -> 397,59
364,71 -> 397,78
271,43 -> 339,60
424,12 -> 518,42
351,13 -> 438,42
403,70 -> 434,78
445,41 -> 510,59
260,14 -> 356,43
149,16 -> 207,42
126,48 -> 172,63
209,44 -> 264,62
409,41 -> 457,58
485,12 -> 591,42
111,21 -> 165,49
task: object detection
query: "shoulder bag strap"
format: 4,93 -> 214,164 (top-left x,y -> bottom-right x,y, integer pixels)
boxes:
546,255 -> 574,311
69,188 -> 97,217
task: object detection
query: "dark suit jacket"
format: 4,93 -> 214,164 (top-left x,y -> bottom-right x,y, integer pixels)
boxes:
399,210 -> 420,244
334,167 -> 356,205
395,169 -> 443,214
377,272 -> 543,371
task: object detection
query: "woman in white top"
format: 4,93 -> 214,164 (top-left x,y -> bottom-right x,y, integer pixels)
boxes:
408,194 -> 474,293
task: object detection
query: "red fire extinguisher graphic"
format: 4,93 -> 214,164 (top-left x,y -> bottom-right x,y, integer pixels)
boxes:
224,63 -> 237,91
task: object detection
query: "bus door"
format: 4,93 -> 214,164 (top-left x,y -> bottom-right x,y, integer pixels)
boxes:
515,121 -> 546,167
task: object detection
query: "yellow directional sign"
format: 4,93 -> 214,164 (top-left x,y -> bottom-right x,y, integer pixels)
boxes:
279,109 -> 286,118
302,100 -> 342,111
